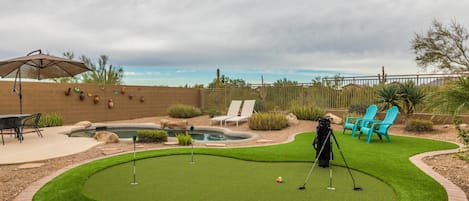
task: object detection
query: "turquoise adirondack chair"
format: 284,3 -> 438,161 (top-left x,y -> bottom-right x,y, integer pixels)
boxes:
342,104 -> 378,137
358,106 -> 399,144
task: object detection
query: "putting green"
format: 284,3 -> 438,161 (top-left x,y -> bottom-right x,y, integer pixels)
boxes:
82,155 -> 396,201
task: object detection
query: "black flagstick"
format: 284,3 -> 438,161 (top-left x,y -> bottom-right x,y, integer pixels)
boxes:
190,126 -> 195,164
131,135 -> 138,185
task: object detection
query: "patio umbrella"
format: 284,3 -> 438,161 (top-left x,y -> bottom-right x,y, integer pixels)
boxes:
0,50 -> 90,113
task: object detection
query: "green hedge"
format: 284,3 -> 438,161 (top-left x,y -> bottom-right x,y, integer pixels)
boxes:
137,130 -> 168,143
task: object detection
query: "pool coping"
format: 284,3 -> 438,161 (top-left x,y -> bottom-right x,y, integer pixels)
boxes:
83,123 -> 260,144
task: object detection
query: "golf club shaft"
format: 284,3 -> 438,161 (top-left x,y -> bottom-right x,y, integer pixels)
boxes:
329,149 -> 333,188
301,131 -> 332,187
133,138 -> 137,183
330,130 -> 358,188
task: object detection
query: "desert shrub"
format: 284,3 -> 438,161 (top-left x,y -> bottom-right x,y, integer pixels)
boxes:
254,100 -> 268,112
289,106 -> 325,121
38,113 -> 64,127
137,130 -> 168,143
167,104 -> 202,118
348,103 -> 368,114
249,112 -> 288,130
176,132 -> 193,145
454,152 -> 469,161
405,119 -> 434,132
206,108 -> 222,118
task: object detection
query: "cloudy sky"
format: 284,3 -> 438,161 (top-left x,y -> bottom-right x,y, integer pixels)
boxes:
1,0 -> 468,86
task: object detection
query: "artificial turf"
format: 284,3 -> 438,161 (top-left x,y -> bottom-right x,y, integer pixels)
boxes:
82,155 -> 396,201
33,131 -> 458,201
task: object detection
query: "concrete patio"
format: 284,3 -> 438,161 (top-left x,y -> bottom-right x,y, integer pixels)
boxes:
0,126 -> 102,164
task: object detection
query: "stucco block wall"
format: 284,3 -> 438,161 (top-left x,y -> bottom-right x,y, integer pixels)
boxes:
0,81 -> 201,124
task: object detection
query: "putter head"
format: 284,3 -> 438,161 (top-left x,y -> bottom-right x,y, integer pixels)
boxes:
298,186 -> 306,190
353,187 -> 363,191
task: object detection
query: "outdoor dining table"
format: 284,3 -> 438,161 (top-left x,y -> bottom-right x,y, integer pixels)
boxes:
0,114 -> 32,144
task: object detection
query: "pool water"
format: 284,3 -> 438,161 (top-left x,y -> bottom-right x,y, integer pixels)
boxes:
68,127 -> 249,141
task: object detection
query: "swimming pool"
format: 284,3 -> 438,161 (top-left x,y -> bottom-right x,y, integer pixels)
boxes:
68,125 -> 254,142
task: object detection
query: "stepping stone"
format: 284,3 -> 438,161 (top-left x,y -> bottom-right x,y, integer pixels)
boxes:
164,141 -> 179,145
99,147 -> 119,151
102,149 -> 124,155
18,163 -> 45,169
205,143 -> 226,147
257,139 -> 273,143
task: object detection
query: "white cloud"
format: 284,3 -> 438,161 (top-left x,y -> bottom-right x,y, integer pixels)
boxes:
1,0 -> 469,80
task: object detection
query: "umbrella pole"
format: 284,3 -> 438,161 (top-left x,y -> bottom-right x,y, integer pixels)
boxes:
14,68 -> 23,114
19,70 -> 22,114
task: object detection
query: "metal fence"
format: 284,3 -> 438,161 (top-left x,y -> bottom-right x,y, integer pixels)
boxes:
325,73 -> 459,86
202,73 -> 462,113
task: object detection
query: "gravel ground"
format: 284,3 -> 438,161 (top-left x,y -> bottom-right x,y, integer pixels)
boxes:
0,116 -> 467,201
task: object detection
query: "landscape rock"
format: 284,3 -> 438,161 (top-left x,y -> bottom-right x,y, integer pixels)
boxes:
286,113 -> 299,126
160,119 -> 188,129
94,131 -> 119,143
74,121 -> 92,128
325,113 -> 342,125
160,119 -> 169,128
17,163 -> 45,169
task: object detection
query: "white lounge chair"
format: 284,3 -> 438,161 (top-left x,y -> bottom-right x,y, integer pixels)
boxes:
210,100 -> 242,126
225,100 -> 256,127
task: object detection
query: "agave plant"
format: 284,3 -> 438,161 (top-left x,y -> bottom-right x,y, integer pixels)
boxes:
376,81 -> 426,122
398,81 -> 426,120
375,83 -> 401,111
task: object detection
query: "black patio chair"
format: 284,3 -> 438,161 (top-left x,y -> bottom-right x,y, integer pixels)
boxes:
22,113 -> 43,138
1,117 -> 23,144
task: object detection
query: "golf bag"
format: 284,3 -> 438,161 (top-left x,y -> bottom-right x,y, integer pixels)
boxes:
313,117 -> 333,167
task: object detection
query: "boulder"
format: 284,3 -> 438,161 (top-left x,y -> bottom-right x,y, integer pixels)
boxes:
286,113 -> 299,126
160,119 -> 170,128
161,119 -> 189,129
325,113 -> 342,125
74,121 -> 92,128
94,131 -> 119,143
